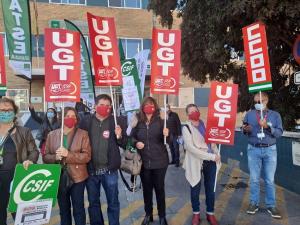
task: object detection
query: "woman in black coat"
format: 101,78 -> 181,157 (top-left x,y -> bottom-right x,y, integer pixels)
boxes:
131,97 -> 169,225
29,104 -> 60,155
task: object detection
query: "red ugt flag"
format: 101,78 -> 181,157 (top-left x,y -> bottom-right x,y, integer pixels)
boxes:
150,28 -> 181,95
44,28 -> 81,102
87,12 -> 122,86
205,81 -> 238,146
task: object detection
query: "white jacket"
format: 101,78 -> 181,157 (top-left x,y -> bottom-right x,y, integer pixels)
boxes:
182,121 -> 221,187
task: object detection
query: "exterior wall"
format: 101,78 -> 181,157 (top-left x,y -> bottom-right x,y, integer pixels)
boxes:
221,131 -> 300,195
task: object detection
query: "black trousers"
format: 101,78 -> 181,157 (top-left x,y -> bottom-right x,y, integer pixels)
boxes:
0,170 -> 15,225
140,167 -> 167,218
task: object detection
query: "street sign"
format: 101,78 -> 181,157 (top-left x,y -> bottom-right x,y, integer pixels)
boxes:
295,71 -> 300,85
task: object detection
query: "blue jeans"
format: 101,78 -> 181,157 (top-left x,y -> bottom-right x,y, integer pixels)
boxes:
190,161 -> 216,214
247,144 -> 277,207
57,180 -> 86,225
86,171 -> 120,225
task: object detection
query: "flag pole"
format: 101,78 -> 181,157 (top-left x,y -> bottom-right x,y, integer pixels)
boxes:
259,91 -> 264,139
110,85 -> 117,127
60,102 -> 65,147
214,144 -> 221,192
164,94 -> 167,145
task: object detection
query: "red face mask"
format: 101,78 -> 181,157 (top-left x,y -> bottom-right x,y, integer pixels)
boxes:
96,105 -> 111,117
143,104 -> 155,114
188,111 -> 200,121
64,117 -> 77,128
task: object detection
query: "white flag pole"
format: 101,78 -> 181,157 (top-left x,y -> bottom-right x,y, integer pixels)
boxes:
164,94 -> 167,145
110,85 -> 117,127
259,91 -> 264,138
214,144 -> 221,192
60,102 -> 65,147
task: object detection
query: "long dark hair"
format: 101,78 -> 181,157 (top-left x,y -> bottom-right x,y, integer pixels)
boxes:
0,97 -> 19,122
137,97 -> 160,123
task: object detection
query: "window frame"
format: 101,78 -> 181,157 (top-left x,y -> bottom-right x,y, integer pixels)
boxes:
119,37 -> 143,58
108,0 -> 142,9
6,89 -> 29,112
49,0 -> 87,6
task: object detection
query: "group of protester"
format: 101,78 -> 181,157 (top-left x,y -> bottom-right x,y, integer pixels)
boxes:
0,91 -> 283,225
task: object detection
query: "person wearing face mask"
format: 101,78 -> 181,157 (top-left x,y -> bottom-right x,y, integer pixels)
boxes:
182,104 -> 221,225
242,92 -> 283,219
130,97 -> 169,225
165,104 -> 182,167
29,104 -> 60,155
0,98 -> 39,225
43,107 -> 91,225
79,94 -> 127,225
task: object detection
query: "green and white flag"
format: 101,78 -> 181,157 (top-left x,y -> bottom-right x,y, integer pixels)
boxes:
1,0 -> 32,79
65,19 -> 95,108
121,58 -> 142,112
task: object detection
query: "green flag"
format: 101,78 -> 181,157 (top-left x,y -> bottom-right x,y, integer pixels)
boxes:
119,39 -> 125,61
121,58 -> 142,112
1,0 -> 32,79
65,19 -> 95,107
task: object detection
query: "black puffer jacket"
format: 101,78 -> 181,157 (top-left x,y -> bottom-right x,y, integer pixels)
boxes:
131,116 -> 169,170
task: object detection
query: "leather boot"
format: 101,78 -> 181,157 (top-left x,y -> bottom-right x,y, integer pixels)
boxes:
159,217 -> 168,225
192,214 -> 201,225
141,215 -> 153,225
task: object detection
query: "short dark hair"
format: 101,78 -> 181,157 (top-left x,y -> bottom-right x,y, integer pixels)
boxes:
0,97 -> 19,114
95,94 -> 112,105
185,104 -> 199,114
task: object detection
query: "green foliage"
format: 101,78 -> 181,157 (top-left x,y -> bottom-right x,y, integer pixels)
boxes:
148,0 -> 300,130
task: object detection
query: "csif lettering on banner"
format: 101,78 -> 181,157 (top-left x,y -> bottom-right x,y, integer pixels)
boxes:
205,81 -> 238,146
242,22 -> 272,93
0,37 -> 7,96
0,0 -> 32,79
65,20 -> 95,108
44,28 -> 81,102
87,12 -> 122,86
8,164 -> 61,212
150,28 -> 181,95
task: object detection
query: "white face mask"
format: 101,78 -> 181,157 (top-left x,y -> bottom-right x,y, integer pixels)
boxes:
255,103 -> 265,111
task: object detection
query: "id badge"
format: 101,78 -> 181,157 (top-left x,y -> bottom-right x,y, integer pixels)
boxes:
257,132 -> 265,139
0,155 -> 3,165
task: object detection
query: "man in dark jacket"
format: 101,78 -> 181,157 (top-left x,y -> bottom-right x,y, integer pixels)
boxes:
166,104 -> 182,167
79,94 -> 127,225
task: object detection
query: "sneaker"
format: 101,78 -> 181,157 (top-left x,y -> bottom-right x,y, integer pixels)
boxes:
267,207 -> 282,219
246,204 -> 259,215
206,214 -> 219,225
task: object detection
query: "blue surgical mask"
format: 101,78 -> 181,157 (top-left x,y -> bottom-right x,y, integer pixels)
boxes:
254,103 -> 265,111
47,111 -> 55,119
0,111 -> 15,123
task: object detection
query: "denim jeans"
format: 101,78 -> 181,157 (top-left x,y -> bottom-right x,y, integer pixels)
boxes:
190,161 -> 216,214
169,133 -> 180,164
86,171 -> 120,225
247,144 -> 277,207
57,180 -> 86,225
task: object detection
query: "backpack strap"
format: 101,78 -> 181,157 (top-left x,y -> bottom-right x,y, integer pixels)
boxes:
183,124 -> 191,134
